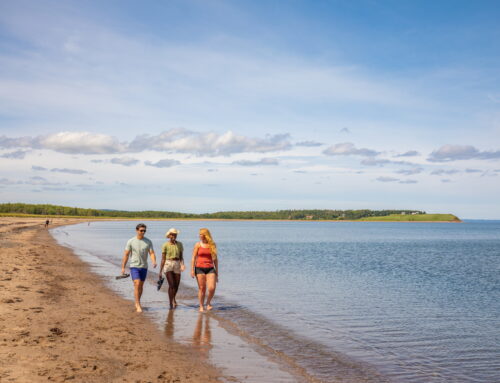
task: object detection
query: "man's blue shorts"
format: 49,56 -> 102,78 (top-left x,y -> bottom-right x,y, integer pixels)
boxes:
130,267 -> 148,281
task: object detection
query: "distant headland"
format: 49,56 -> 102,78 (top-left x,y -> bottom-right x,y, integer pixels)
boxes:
0,203 -> 461,222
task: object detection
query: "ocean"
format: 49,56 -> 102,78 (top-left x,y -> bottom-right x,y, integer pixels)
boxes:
51,220 -> 500,383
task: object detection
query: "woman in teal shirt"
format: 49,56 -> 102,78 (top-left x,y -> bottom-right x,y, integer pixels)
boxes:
159,228 -> 185,309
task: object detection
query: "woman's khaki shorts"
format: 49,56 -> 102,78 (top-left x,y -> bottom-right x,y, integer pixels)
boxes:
163,259 -> 181,274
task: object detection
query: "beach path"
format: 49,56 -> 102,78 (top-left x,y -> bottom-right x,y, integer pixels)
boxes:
0,218 -> 222,383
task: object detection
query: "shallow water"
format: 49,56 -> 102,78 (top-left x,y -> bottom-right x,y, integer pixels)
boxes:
51,220 -> 500,383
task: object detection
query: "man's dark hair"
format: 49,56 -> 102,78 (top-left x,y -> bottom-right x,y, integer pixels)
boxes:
136,223 -> 147,231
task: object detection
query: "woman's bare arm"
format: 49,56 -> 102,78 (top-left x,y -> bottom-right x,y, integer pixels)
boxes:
191,243 -> 200,278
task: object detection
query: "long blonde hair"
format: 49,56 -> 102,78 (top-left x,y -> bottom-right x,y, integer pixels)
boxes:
199,228 -> 217,260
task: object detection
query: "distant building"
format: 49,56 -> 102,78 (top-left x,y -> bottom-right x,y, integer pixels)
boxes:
306,215 -> 314,220
401,212 -> 406,215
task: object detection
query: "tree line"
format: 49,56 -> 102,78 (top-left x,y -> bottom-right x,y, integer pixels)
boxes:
0,203 -> 426,220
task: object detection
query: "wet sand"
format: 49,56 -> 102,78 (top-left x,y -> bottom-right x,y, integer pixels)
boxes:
0,218 -> 222,383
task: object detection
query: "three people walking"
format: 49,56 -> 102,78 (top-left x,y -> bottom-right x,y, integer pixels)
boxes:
121,225 -> 218,313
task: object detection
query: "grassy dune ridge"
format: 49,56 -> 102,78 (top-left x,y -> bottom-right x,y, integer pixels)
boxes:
359,214 -> 460,222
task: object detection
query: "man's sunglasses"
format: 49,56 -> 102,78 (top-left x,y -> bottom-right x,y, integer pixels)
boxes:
138,229 -> 146,233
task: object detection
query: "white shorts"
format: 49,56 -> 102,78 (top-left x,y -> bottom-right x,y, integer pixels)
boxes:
163,259 -> 181,274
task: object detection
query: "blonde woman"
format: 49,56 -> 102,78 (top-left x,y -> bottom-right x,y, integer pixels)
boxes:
159,228 -> 185,309
191,228 -> 218,312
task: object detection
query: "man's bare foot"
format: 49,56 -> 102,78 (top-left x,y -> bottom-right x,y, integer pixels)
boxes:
169,304 -> 174,310
135,303 -> 143,313
173,300 -> 177,309
206,304 -> 213,311
199,306 -> 205,312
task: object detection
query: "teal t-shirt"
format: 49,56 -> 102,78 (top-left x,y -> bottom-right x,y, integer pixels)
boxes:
125,237 -> 154,268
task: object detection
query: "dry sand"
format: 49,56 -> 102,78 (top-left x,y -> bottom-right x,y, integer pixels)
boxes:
0,218 -> 222,383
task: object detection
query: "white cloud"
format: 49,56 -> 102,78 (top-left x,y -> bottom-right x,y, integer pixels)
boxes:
32,165 -> 47,171
144,159 -> 181,168
0,132 -> 125,154
38,132 -> 126,154
324,142 -> 379,157
428,145 -> 500,162
399,179 -> 418,184
130,129 -> 291,156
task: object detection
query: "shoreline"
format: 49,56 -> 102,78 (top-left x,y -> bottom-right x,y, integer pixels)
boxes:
0,214 -> 462,223
0,217 -> 223,383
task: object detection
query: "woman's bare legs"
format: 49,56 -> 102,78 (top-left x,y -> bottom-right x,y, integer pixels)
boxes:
205,273 -> 217,311
196,274 -> 207,312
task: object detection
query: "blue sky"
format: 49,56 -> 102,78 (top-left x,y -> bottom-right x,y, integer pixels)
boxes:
0,0 -> 499,218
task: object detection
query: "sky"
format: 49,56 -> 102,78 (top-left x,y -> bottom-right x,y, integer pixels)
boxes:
0,0 -> 499,219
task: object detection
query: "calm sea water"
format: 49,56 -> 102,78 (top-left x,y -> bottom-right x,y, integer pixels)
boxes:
52,220 -> 500,383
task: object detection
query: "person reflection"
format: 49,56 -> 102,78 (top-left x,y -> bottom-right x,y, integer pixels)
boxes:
164,309 -> 175,339
192,313 -> 213,359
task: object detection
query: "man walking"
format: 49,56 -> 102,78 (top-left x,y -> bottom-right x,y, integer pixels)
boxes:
121,223 -> 157,312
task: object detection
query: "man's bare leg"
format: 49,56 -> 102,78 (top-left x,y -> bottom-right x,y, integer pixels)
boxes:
134,279 -> 144,312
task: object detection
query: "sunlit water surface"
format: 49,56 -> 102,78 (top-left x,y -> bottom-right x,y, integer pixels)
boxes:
52,220 -> 500,383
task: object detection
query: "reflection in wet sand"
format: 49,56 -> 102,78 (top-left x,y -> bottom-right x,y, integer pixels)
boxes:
192,313 -> 213,359
165,309 -> 175,339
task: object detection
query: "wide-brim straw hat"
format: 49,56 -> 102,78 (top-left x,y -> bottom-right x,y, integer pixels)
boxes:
165,228 -> 180,237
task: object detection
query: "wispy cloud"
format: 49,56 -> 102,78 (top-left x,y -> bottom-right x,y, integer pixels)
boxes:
428,145 -> 500,162
232,158 -> 279,166
394,150 -> 420,157
144,159 -> 180,168
0,150 -> 28,159
430,169 -> 460,176
361,158 -> 413,166
399,179 -> 418,184
396,167 -> 423,175
295,141 -> 323,147
324,142 -> 379,157
50,168 -> 88,174
109,157 -> 140,166
376,176 -> 399,182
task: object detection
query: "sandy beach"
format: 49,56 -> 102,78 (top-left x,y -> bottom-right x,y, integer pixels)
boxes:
0,218 -> 222,383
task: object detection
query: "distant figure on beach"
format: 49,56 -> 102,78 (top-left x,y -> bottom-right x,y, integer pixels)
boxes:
121,223 -> 157,312
45,218 -> 49,228
191,228 -> 218,312
159,228 -> 185,309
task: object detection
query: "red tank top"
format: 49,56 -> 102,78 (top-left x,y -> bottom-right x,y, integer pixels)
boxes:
196,244 -> 214,268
